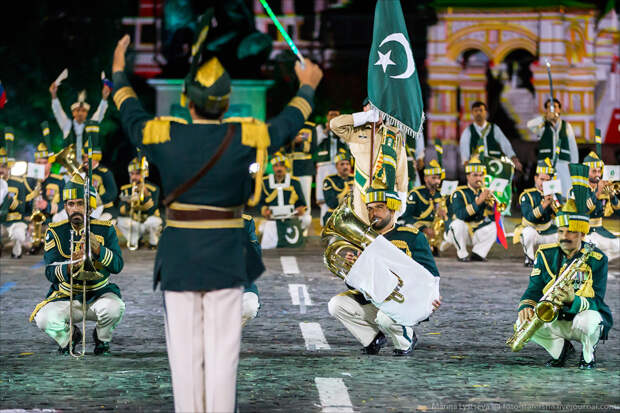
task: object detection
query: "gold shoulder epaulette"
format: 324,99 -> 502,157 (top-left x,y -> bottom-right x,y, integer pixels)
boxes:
397,226 -> 419,234
50,173 -> 63,179
120,183 -> 132,190
587,249 -> 603,261
456,185 -> 469,190
91,219 -> 113,227
290,176 -> 301,183
304,121 -> 316,127
242,214 -> 253,221
538,242 -> 559,250
522,187 -> 537,194
225,117 -> 269,150
223,116 -> 256,124
97,166 -> 109,173
414,185 -> 425,191
143,117 -> 185,145
145,183 -> 157,191
49,219 -> 68,228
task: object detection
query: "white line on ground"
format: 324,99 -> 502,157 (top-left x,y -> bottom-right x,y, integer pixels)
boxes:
314,377 -> 354,412
280,256 -> 300,274
288,284 -> 313,306
299,322 -> 330,350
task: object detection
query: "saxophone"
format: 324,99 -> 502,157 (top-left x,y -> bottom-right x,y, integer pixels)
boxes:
126,181 -> 144,251
429,196 -> 446,249
506,242 -> 594,352
29,181 -> 47,250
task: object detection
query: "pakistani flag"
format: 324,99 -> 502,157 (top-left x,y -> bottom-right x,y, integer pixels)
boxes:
276,218 -> 305,248
484,157 -> 514,216
368,0 -> 424,138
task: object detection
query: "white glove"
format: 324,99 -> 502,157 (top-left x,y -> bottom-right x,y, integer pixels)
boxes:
352,108 -> 380,127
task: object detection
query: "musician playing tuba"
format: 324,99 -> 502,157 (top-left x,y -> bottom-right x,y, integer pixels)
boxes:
327,168 -> 441,356
513,158 -> 563,268
399,159 -> 447,257
513,165 -> 612,369
29,171 -> 125,355
117,157 -> 162,250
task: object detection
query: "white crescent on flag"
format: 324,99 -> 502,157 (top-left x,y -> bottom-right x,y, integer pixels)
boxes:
377,33 -> 415,79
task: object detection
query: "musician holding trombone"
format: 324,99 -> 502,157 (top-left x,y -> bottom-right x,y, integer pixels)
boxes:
30,172 -> 125,355
513,166 -> 612,369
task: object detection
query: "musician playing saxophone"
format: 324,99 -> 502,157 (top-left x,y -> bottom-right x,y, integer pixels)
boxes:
117,157 -> 162,250
399,159 -> 447,256
328,183 -> 442,356
515,185 -> 612,369
29,172 -> 125,355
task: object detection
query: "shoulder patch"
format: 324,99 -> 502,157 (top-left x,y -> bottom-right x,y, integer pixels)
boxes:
120,183 -> 132,190
226,117 -> 270,150
538,242 -> 559,250
588,250 -> 603,261
397,226 -> 419,234
242,213 -> 253,221
91,219 -> 113,227
97,166 -> 109,173
143,118 -> 173,145
50,173 -> 64,180
49,219 -> 69,228
156,115 -> 188,124
145,183 -> 158,191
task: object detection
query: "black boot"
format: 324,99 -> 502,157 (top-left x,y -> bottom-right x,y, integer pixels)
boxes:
393,331 -> 417,356
545,340 -> 574,367
58,326 -> 82,355
360,331 -> 387,355
524,257 -> 534,267
471,252 -> 487,262
579,352 -> 596,370
93,329 -> 111,355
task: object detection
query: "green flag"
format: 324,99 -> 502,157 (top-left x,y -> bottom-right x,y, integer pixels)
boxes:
484,157 -> 514,216
367,0 -> 424,138
276,218 -> 304,248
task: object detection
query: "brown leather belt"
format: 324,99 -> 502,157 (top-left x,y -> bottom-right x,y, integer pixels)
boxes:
166,207 -> 243,221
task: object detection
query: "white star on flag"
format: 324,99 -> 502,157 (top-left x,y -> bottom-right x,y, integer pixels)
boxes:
374,50 -> 395,73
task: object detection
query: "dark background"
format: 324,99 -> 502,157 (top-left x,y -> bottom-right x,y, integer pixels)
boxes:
0,0 -> 615,192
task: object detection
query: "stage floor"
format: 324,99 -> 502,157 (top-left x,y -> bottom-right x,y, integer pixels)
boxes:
1,235 -> 619,412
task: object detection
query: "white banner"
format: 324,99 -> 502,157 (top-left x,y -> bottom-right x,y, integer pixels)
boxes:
345,235 -> 439,326
440,180 -> 458,196
543,179 -> 562,196
603,165 -> 620,182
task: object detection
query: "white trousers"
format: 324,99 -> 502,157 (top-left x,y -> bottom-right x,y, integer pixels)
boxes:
446,219 -> 497,259
519,310 -> 603,363
258,215 -> 312,250
34,292 -> 125,348
164,288 -> 242,413
2,222 -> 28,256
117,215 -> 163,246
328,293 -> 414,351
242,291 -> 260,327
521,226 -> 557,261
586,232 -> 620,261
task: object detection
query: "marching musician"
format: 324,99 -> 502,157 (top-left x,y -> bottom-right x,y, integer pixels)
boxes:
321,152 -> 353,226
583,151 -> 619,261
399,159 -> 447,256
117,157 -> 162,250
314,109 -> 348,220
81,125 -> 119,221
49,79 -> 110,160
258,153 -> 310,249
526,99 -> 578,199
513,158 -> 561,267
30,172 -> 125,355
0,131 -> 29,259
330,102 -> 408,224
514,166 -> 612,369
242,214 -> 262,327
328,182 -> 441,356
111,18 -> 322,410
444,154 -> 496,262
459,101 -> 522,172
286,120 -> 317,230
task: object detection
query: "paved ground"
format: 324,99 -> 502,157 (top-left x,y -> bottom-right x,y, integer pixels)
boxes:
0,226 -> 619,412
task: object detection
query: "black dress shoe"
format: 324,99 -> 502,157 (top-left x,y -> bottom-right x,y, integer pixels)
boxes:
524,257 -> 534,267
58,326 -> 82,355
147,244 -> 157,250
361,331 -> 387,355
579,352 -> 596,370
393,331 -> 417,356
93,329 -> 111,355
458,256 -> 470,262
11,252 -> 22,259
471,253 -> 487,262
545,340 -> 574,367
29,244 -> 43,255
431,247 -> 439,258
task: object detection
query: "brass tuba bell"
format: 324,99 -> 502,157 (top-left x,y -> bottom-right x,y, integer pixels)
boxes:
49,144 -> 83,176
321,193 -> 379,280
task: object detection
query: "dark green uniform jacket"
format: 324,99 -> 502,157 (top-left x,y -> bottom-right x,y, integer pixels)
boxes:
119,181 -> 161,221
243,214 -> 262,297
448,185 -> 494,231
518,242 -> 612,340
2,176 -> 27,224
468,123 -> 502,159
538,120 -> 571,163
30,219 -> 123,321
587,187 -> 619,239
400,185 -> 442,230
111,70 -> 315,292
518,188 -> 558,235
92,165 -> 119,218
322,173 -> 352,223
